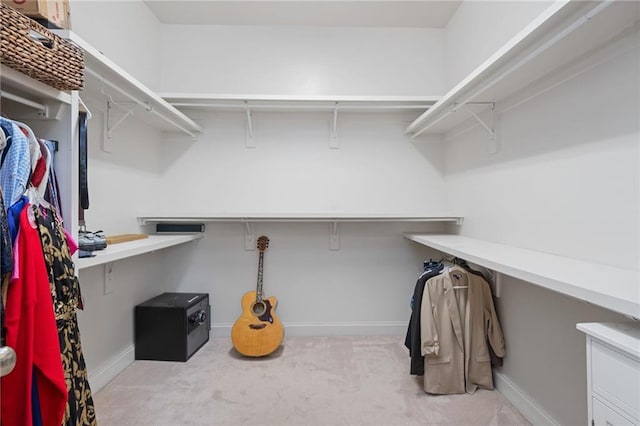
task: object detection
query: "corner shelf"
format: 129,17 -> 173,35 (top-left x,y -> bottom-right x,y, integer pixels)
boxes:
405,233 -> 639,319
76,234 -> 203,270
406,1 -> 640,137
52,30 -> 203,139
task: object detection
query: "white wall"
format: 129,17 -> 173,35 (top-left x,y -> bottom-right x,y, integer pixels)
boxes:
164,222 -> 445,336
443,27 -> 639,425
444,1 -> 553,90
160,25 -> 445,95
157,111 -> 448,215
65,0 -> 169,391
70,0 -> 162,90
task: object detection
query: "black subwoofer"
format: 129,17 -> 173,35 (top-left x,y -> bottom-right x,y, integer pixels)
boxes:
135,292 -> 210,362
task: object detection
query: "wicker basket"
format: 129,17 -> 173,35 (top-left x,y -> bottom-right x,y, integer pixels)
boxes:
0,4 -> 83,91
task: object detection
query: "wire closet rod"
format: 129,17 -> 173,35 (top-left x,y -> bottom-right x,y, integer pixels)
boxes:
0,90 -> 47,111
85,68 -> 199,139
171,103 -> 435,110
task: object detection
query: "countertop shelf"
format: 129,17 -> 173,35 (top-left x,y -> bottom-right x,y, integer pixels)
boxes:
161,93 -> 440,113
76,234 -> 203,270
577,322 -> 640,359
405,234 -> 639,319
406,1 -> 640,136
137,213 -> 463,225
53,31 -> 202,138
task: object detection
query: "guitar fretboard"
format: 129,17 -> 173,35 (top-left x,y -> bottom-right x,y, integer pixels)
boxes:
255,251 -> 264,302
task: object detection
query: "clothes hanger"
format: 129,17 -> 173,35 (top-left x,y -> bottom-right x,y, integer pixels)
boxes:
25,184 -> 52,228
78,96 -> 93,120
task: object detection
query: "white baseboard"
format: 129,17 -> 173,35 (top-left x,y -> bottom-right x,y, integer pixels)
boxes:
89,345 -> 135,393
494,370 -> 559,425
211,321 -> 407,337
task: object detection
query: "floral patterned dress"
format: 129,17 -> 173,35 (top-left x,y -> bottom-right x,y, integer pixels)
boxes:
34,205 -> 97,426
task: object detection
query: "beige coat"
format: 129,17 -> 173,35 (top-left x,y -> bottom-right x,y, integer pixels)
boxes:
420,266 -> 505,394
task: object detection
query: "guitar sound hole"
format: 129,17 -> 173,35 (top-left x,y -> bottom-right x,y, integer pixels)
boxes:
252,301 -> 266,316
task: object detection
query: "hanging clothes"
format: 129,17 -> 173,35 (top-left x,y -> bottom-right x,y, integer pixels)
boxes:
0,117 -> 31,207
420,265 -> 505,394
404,261 -> 444,375
0,205 -> 67,426
34,205 -> 97,426
0,188 -> 12,279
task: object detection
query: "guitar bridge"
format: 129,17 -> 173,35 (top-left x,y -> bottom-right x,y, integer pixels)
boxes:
249,324 -> 267,330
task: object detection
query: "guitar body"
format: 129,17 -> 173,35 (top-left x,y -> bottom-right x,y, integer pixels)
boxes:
231,291 -> 284,357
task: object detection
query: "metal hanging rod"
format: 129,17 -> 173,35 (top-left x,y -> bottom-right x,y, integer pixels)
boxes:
412,102 -> 495,138
171,102 -> 434,110
0,90 -> 47,113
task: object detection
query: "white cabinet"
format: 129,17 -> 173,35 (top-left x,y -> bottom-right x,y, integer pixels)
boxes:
577,323 -> 640,426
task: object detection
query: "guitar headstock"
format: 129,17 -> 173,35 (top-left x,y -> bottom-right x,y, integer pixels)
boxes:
257,236 -> 269,252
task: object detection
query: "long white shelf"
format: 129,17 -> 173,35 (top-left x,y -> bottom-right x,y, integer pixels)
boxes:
161,93 -> 439,113
405,234 -> 640,319
76,234 -> 202,270
137,213 -> 463,225
52,31 -> 202,138
406,0 -> 640,136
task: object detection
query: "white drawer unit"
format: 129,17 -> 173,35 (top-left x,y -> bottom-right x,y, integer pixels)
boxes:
577,323 -> 640,426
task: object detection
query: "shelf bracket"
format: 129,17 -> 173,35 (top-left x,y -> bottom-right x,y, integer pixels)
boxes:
329,102 -> 339,149
329,221 -> 340,250
105,99 -> 137,140
244,220 -> 255,250
245,101 -> 255,148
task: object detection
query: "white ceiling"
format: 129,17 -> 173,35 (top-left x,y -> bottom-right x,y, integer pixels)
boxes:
144,1 -> 463,28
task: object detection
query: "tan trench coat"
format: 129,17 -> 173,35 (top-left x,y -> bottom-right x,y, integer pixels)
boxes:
420,266 -> 505,394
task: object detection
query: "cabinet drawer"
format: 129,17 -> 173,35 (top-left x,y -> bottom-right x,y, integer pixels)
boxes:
593,396 -> 637,426
591,341 -> 640,421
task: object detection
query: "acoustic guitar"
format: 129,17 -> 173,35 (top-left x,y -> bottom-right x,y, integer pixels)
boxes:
231,236 -> 284,357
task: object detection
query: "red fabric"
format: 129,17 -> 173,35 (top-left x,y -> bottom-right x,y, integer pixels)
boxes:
30,151 -> 47,187
1,206 -> 67,426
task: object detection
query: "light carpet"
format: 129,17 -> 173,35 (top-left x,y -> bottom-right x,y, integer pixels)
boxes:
94,336 -> 529,425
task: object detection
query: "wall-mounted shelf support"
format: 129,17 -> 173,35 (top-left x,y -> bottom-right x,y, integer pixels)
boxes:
105,99 -> 138,140
329,221 -> 340,250
245,101 -> 255,148
330,103 -> 339,149
457,103 -> 495,140
83,64 -> 200,141
244,220 -> 255,250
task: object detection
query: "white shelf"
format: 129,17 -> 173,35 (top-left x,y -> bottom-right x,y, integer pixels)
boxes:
577,322 -> 640,359
162,93 -> 439,113
137,213 -> 463,225
1,64 -> 72,106
76,234 -> 203,270
53,31 -> 202,138
406,0 -> 640,136
405,234 -> 640,319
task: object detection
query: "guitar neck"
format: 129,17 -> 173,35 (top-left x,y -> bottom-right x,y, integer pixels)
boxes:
255,251 -> 264,302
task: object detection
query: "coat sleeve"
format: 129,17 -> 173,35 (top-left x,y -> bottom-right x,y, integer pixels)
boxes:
482,281 -> 505,358
420,280 -> 440,357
